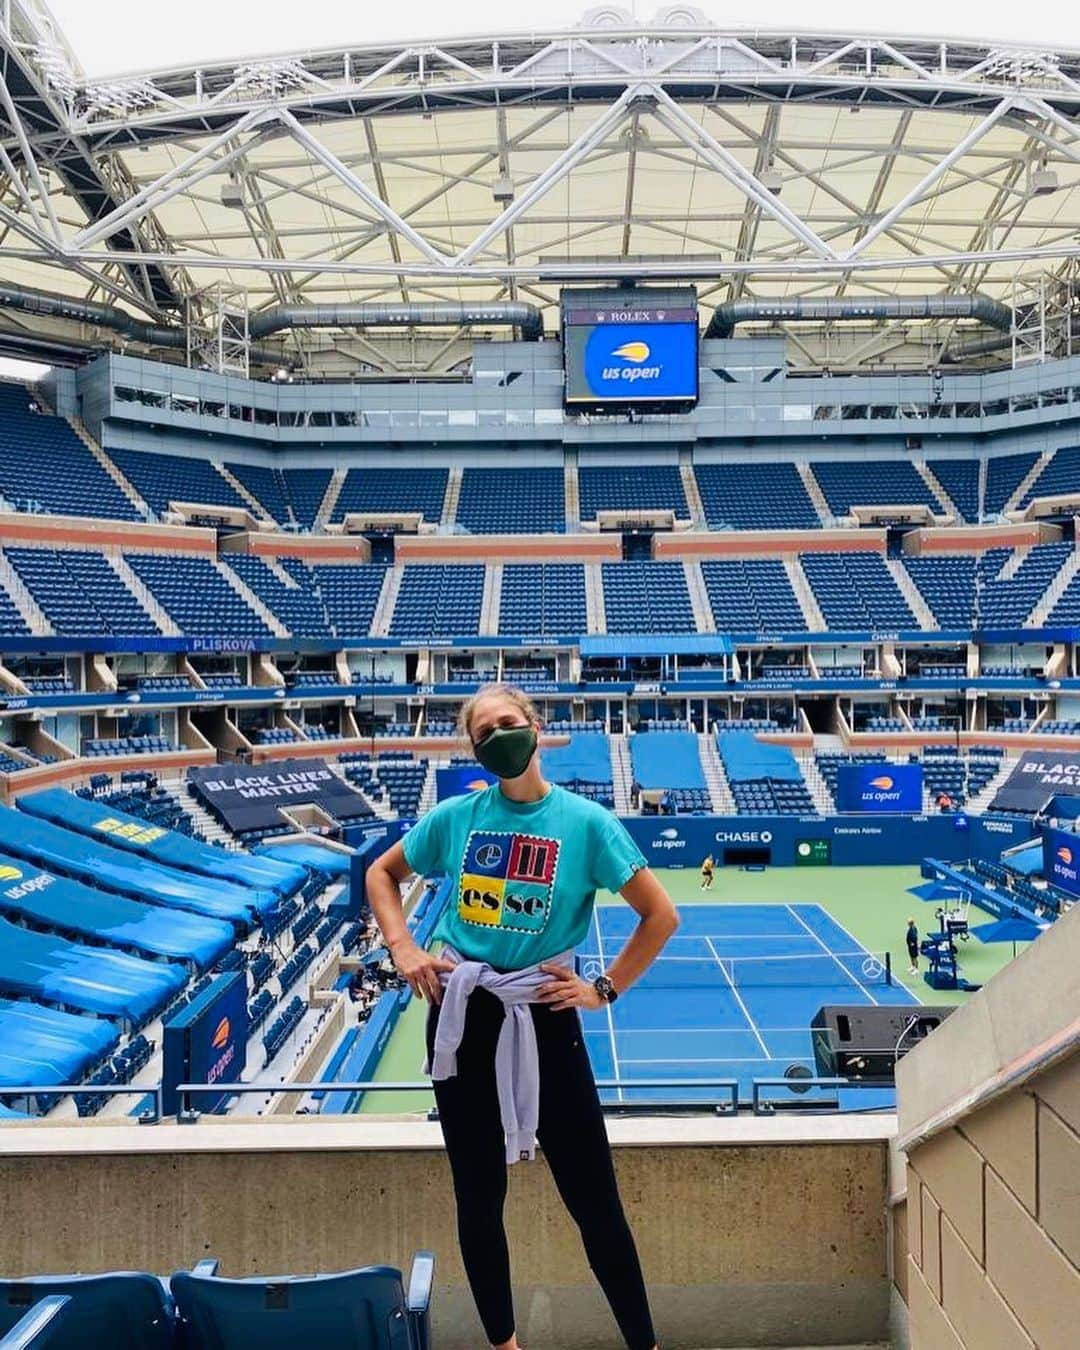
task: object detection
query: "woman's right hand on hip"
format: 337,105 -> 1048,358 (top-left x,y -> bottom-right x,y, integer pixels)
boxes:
390,937 -> 455,1003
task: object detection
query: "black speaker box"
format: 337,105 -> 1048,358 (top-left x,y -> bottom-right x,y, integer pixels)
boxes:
810,1004 -> 956,1083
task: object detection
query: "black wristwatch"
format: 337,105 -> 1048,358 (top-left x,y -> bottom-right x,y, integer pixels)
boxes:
593,974 -> 619,1004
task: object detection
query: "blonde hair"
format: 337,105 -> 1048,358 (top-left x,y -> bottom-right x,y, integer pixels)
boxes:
457,683 -> 540,739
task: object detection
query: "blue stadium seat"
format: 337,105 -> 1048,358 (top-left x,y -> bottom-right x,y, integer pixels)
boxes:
985,451 -> 1038,515
171,1254 -> 433,1350
809,460 -> 940,516
0,384 -> 140,521
108,449 -> 247,519
926,458 -> 979,521
701,559 -> 806,632
125,554 -> 273,638
499,564 -> 586,637
223,556 -> 330,639
800,552 -> 915,629
977,542 -> 1072,626
389,565 -> 484,638
457,468 -> 565,533
223,462 -> 290,524
7,548 -> 158,637
0,1272 -> 174,1349
281,469 -> 333,529
332,468 -> 447,524
579,465 -> 687,520
695,462 -> 820,530
1021,444 -> 1080,508
601,562 -> 696,633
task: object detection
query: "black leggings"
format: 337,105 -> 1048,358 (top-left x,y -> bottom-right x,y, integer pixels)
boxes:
426,990 -> 656,1349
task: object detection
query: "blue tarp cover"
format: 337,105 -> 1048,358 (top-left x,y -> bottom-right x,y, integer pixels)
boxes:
0,852 -> 232,971
717,731 -> 803,784
630,731 -> 706,790
0,804 -> 267,926
0,998 -> 119,1089
19,788 -> 304,903
254,841 -> 351,879
0,916 -> 184,1024
542,733 -> 613,786
1005,843 -> 1044,877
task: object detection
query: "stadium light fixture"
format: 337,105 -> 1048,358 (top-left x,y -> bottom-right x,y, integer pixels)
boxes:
221,176 -> 244,210
761,164 -> 783,195
1030,154 -> 1059,197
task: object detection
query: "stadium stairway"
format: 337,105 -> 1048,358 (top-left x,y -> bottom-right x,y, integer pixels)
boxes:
698,733 -> 735,812
584,564 -> 607,633
564,457 -> 580,530
216,463 -> 275,523
680,461 -> 707,528
314,467 -> 346,531
797,461 -> 833,524
169,782 -> 237,849
609,736 -> 634,814
479,564 -> 502,635
783,557 -> 827,629
886,557 -> 939,629
369,566 -> 403,638
683,561 -> 717,633
441,465 -> 462,528
797,751 -> 836,813
966,754 -> 1020,812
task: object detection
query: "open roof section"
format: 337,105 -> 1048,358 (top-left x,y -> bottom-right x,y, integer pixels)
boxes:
4,4 -> 1080,373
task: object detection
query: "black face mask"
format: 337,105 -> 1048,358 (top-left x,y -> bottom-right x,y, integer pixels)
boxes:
472,724 -> 538,780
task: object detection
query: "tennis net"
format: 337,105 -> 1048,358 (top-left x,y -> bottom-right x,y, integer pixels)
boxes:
579,949 -> 892,989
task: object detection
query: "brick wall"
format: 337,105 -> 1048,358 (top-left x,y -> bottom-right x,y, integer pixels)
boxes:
905,1053 -> 1080,1348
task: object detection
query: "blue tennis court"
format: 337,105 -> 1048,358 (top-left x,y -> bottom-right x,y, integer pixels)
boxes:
580,903 -> 920,1108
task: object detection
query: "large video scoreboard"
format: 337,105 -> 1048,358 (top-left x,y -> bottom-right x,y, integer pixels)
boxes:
562,286 -> 699,413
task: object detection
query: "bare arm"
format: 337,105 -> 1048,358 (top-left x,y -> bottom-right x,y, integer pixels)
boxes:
539,866 -> 679,1010
366,840 -> 453,1002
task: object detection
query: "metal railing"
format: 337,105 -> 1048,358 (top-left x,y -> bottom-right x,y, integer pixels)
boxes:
0,1075 -> 895,1123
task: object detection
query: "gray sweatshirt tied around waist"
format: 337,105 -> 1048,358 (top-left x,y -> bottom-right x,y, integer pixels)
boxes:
424,944 -> 576,1165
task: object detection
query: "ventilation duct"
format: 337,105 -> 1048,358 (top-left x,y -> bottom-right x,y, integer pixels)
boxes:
939,333 -> 1014,364
705,295 -> 1012,340
249,301 -> 544,342
0,283 -> 189,351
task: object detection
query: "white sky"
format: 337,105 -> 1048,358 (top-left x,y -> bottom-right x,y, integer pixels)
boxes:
45,1 -> 1080,77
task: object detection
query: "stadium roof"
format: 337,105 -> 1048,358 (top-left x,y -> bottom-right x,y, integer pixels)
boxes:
5,2 -> 1080,373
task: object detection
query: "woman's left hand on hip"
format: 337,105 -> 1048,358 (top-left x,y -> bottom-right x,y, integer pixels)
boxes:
537,962 -> 604,1011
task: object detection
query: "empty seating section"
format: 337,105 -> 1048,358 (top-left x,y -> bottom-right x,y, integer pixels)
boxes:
695,462 -> 820,529
223,462 -> 290,523
927,459 -> 979,521
282,468 -> 333,528
984,450 -> 1038,514
718,731 -> 815,815
85,735 -> 174,756
601,562 -> 696,633
978,542 -> 1072,625
457,467 -> 565,533
810,460 -> 939,516
109,448 -> 246,517
903,555 -> 978,627
309,562 -> 386,638
800,552 -> 916,628
6,548 -> 158,636
579,465 -> 688,520
126,554 -> 274,638
630,731 -> 711,813
224,555 -> 329,638
332,467 -> 448,522
389,564 -> 484,638
1021,444 -> 1080,506
342,754 -> 428,815
0,383 -> 139,520
701,559 -> 807,632
499,564 -> 586,637
541,732 -> 614,809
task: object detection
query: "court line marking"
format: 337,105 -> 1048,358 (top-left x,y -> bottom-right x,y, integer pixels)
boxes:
592,908 -> 623,1104
617,1056 -> 775,1064
785,904 -> 879,1006
704,934 -> 771,1057
800,906 -> 920,1007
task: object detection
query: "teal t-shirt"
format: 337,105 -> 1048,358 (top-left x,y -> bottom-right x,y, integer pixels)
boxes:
401,783 -> 646,970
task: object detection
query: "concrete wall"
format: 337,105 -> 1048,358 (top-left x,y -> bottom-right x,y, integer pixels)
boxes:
0,1116 -> 892,1350
896,904 -> 1080,1349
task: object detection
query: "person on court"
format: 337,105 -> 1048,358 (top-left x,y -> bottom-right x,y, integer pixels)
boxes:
699,854 -> 715,890
367,684 -> 677,1350
906,918 -> 920,976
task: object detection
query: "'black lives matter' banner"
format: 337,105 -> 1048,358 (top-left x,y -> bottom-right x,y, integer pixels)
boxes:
188,760 -> 373,834
990,751 -> 1080,815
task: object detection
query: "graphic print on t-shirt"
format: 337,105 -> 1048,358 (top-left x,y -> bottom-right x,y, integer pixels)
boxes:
458,829 -> 560,935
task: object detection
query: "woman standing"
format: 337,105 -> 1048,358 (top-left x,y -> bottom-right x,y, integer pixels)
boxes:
367,684 -> 678,1350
